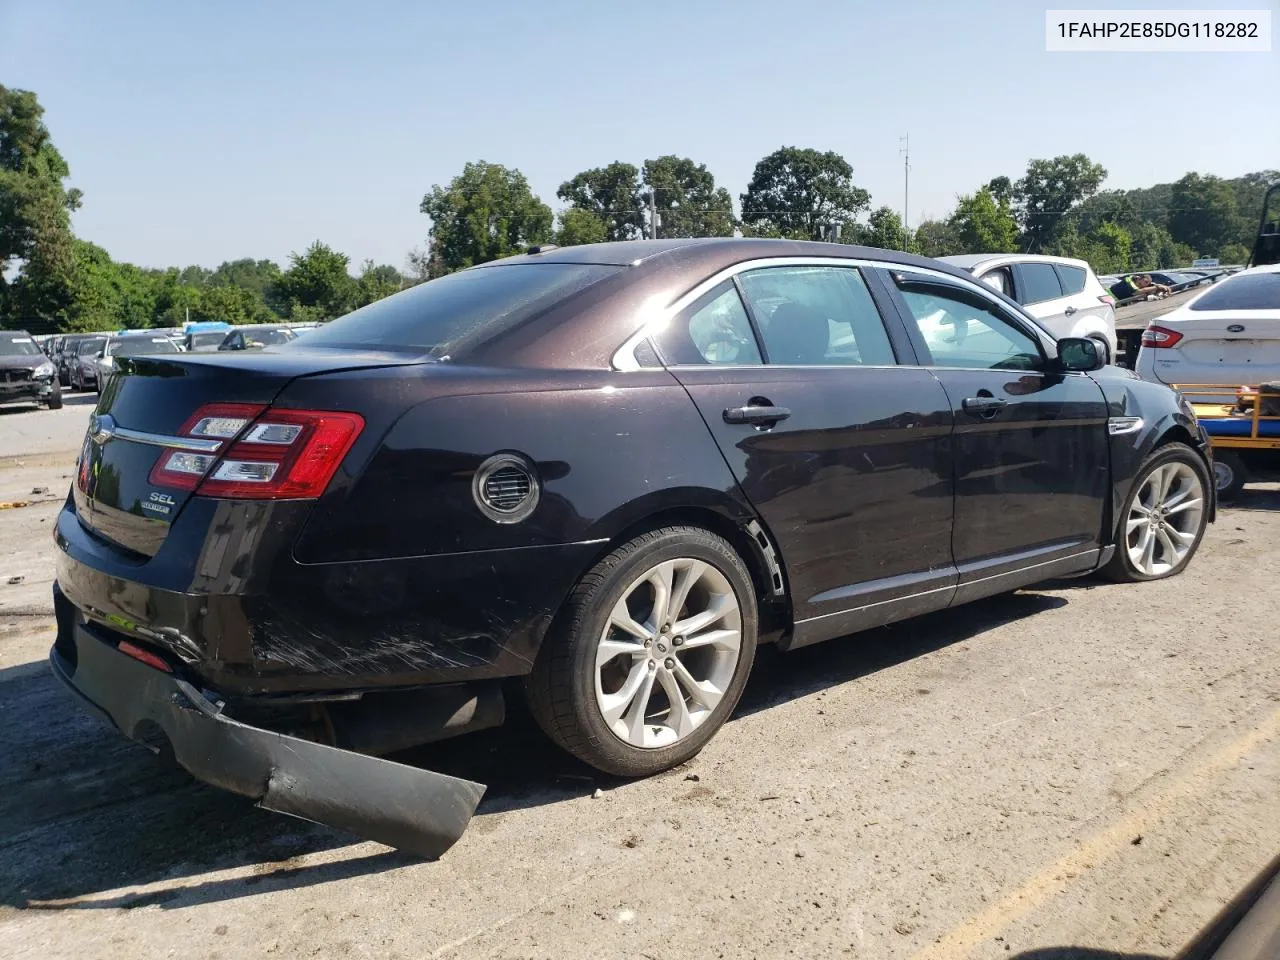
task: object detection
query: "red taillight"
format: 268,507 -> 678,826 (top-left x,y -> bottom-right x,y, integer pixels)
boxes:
117,640 -> 172,673
1140,325 -> 1183,349
148,403 -> 364,500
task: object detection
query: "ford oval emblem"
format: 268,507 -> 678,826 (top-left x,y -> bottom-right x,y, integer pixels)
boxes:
89,413 -> 116,445
1227,323 -> 1246,333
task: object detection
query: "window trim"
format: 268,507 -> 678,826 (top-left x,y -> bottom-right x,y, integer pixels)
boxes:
612,255 -> 1000,371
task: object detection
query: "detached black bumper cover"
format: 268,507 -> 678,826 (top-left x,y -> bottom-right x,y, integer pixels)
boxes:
49,619 -> 486,859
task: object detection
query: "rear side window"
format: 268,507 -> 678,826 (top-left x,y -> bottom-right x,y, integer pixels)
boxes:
655,280 -> 762,365
738,265 -> 897,366
1055,264 -> 1087,295
295,263 -> 622,356
1018,263 -> 1064,304
1189,272 -> 1280,311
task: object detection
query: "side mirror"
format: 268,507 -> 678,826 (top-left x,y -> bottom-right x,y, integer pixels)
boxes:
1056,337 -> 1103,372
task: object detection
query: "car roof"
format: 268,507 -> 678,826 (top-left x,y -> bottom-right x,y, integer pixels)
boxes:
937,252 -> 1092,271
488,237 -> 972,277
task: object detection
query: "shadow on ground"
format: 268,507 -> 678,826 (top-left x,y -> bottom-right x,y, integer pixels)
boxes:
0,588 -> 1067,912
1010,949 -> 1165,959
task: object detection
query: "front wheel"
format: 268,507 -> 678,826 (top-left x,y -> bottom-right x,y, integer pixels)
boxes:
527,526 -> 758,777
1104,442 -> 1211,582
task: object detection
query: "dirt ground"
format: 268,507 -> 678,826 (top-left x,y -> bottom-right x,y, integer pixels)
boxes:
2,391 -> 1278,960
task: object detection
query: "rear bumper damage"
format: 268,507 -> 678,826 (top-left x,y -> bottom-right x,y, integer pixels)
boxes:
50,597 -> 488,859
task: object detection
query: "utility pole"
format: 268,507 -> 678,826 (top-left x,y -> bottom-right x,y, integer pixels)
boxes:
899,134 -> 910,251
648,189 -> 659,240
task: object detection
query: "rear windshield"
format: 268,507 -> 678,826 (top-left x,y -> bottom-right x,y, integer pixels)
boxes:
293,263 -> 622,356
1189,272 -> 1280,311
0,335 -> 42,357
111,336 -> 180,357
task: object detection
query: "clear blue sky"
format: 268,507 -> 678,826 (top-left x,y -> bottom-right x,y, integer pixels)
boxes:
2,0 -> 1275,271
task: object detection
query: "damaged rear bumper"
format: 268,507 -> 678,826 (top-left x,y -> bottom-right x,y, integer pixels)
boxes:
49,607 -> 487,859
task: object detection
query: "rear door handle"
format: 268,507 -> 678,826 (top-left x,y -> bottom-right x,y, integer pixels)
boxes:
1064,305 -> 1078,316
723,404 -> 791,426
961,396 -> 1007,416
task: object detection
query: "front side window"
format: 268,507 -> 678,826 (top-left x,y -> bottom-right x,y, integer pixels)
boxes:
737,265 -> 896,366
895,276 -> 1044,371
655,280 -> 762,365
1018,263 -> 1064,304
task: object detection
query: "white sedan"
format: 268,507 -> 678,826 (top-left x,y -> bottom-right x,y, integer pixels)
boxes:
1134,263 -> 1280,388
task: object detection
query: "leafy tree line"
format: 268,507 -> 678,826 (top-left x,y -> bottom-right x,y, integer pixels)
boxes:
3,83 -> 1273,334
0,85 -> 405,333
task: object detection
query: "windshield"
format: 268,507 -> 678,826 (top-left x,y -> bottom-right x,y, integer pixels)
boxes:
109,336 -> 180,357
246,327 -> 296,345
0,335 -> 43,357
292,262 -> 622,356
188,331 -> 227,348
1189,271 -> 1280,311
76,337 -> 108,355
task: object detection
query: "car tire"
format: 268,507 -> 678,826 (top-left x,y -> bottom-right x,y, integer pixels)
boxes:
526,525 -> 758,777
1089,335 -> 1111,366
47,387 -> 63,411
1103,442 -> 1211,583
1212,451 -> 1246,501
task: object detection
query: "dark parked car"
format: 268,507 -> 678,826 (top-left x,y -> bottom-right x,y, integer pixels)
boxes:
0,330 -> 62,410
51,238 -> 1215,857
51,332 -> 101,386
66,335 -> 109,392
216,324 -> 298,351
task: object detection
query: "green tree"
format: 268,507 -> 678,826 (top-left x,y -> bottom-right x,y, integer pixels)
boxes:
739,146 -> 870,241
1168,172 -> 1240,258
860,206 -> 908,250
949,188 -> 1019,253
1013,154 -> 1108,253
420,161 -> 553,275
642,155 -> 735,238
554,207 -> 609,247
913,219 -> 963,258
986,176 -> 1013,206
275,241 -> 357,319
355,260 -> 402,307
1088,221 -> 1133,273
0,86 -> 82,328
557,162 -> 644,241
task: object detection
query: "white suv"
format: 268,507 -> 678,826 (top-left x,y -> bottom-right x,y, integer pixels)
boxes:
938,254 -> 1118,363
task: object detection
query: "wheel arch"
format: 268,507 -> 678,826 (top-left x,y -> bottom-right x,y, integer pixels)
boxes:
577,494 -> 793,643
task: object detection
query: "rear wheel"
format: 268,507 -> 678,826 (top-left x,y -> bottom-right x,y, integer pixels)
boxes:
1212,451 -> 1246,501
1104,442 -> 1210,582
527,526 -> 758,777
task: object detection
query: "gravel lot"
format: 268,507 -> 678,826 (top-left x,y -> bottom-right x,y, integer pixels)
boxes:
2,388 -> 1278,960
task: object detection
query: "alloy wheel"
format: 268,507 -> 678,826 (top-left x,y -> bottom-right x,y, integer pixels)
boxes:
1125,462 -> 1205,576
594,558 -> 742,749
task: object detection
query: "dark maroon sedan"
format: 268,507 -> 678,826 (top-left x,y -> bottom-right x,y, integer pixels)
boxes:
51,238 -> 1213,856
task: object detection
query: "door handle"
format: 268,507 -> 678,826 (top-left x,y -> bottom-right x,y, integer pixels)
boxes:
723,404 -> 791,426
961,396 -> 1007,416
1064,305 -> 1078,315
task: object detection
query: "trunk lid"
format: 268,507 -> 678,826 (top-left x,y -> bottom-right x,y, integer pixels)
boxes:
1145,311 -> 1280,386
75,348 -> 418,557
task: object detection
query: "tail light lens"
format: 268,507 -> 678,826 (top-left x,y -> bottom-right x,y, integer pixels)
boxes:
148,403 -> 364,500
1140,325 -> 1183,349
